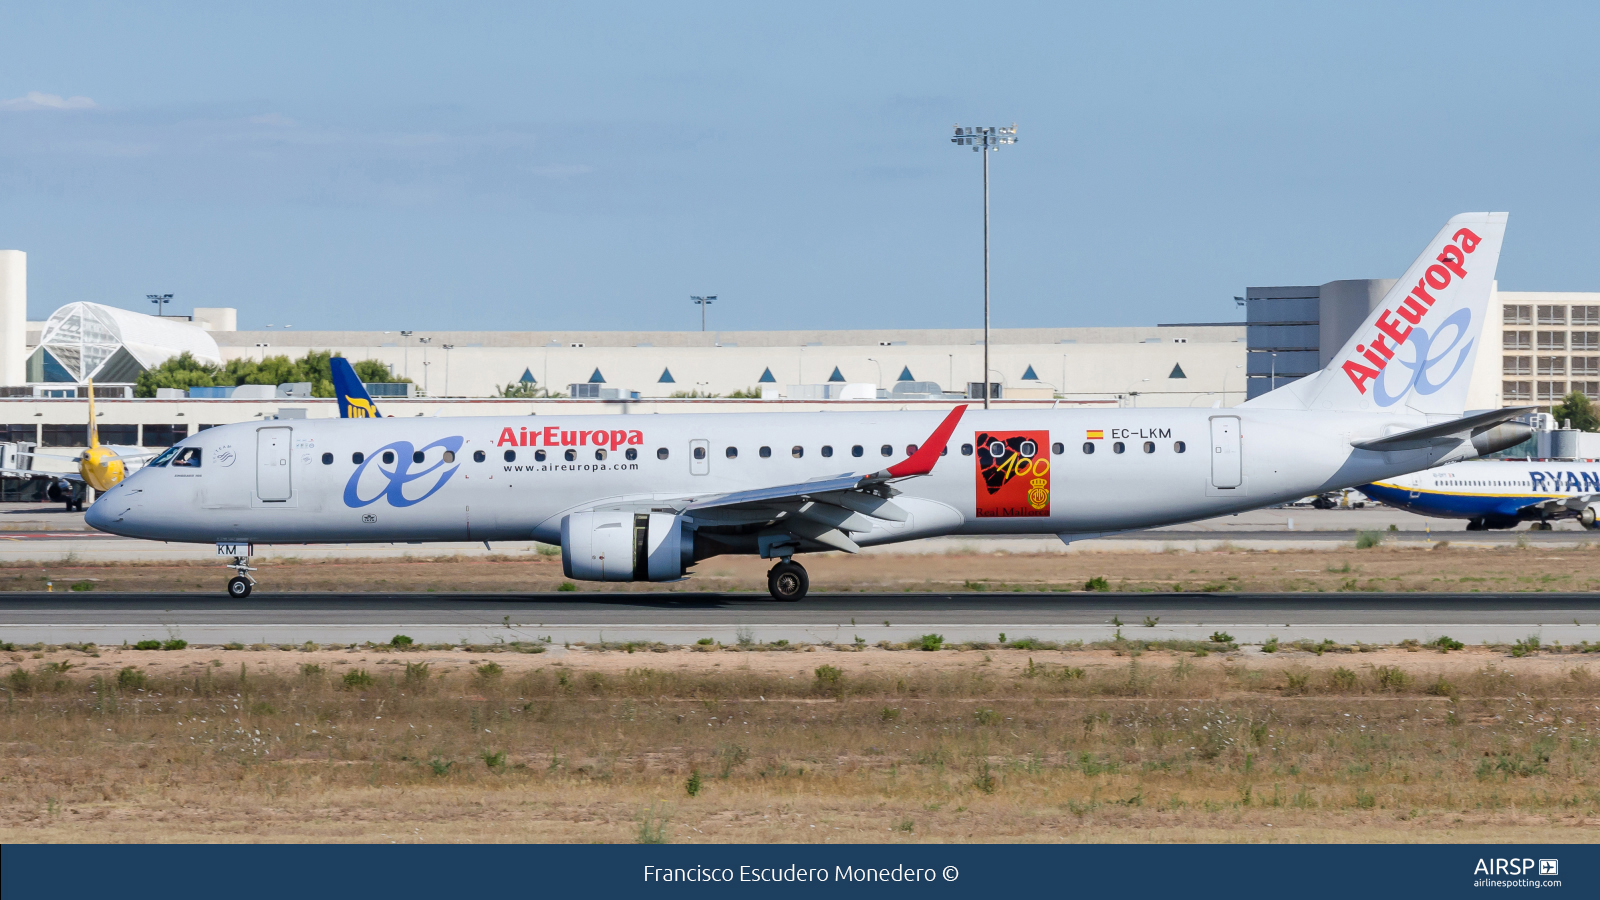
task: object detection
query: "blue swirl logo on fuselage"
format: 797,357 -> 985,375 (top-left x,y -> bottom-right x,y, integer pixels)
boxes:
1372,308 -> 1474,408
343,437 -> 464,508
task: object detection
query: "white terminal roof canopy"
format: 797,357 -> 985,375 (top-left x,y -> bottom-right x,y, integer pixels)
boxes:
30,302 -> 222,383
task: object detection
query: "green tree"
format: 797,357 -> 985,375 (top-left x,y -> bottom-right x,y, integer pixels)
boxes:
134,351 -> 221,396
495,382 -> 563,398
1553,391 -> 1599,432
134,351 -> 409,398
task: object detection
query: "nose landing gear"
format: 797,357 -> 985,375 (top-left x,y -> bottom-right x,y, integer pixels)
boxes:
767,559 -> 809,602
226,556 -> 256,598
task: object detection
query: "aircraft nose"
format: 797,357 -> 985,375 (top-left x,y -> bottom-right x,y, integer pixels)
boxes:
84,488 -> 134,535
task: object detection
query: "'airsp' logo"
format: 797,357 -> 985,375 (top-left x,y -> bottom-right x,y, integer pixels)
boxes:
343,437 -> 463,508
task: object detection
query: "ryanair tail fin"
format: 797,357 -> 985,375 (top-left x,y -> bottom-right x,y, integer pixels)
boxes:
1243,212 -> 1508,415
330,357 -> 381,418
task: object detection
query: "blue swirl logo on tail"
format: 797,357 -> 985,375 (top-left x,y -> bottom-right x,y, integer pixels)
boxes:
1372,308 -> 1474,408
343,437 -> 463,508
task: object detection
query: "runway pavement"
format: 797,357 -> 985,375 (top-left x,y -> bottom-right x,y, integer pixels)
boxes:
3,591 -> 1597,647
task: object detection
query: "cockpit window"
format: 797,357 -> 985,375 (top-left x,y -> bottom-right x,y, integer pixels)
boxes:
147,447 -> 180,468
172,447 -> 202,468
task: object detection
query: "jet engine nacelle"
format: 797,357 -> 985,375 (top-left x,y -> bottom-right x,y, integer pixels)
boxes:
560,510 -> 689,581
1470,422 -> 1533,457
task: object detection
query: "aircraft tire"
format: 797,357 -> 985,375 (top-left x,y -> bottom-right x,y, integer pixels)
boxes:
767,561 -> 808,602
227,577 -> 253,599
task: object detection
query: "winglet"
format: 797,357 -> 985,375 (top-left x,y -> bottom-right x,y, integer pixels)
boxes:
881,404 -> 967,479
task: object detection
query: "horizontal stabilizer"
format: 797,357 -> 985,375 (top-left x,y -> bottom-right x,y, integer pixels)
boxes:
1351,407 -> 1534,453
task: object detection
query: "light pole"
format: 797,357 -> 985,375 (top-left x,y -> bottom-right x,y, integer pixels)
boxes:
400,331 -> 413,381
442,344 -> 454,397
418,337 -> 432,397
147,293 -> 173,316
1270,352 -> 1278,392
691,296 -> 716,332
866,357 -> 884,389
950,123 -> 1017,409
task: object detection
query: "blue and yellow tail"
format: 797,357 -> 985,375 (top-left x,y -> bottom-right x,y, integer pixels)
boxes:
330,357 -> 381,418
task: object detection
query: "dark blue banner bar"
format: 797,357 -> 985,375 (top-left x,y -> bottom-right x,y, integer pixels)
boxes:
3,844 -> 1594,898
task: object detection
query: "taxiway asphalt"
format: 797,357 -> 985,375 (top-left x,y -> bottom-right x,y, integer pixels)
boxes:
3,591 -> 1596,647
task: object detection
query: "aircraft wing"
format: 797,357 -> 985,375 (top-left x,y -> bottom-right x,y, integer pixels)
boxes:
1517,492 -> 1600,518
679,405 -> 967,554
0,466 -> 81,482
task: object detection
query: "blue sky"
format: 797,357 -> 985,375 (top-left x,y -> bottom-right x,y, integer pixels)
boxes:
1,2 -> 1596,331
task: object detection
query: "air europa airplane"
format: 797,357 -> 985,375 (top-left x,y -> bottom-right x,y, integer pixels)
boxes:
89,213 -> 1532,600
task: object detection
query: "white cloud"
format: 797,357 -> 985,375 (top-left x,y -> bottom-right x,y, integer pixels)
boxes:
0,91 -> 98,111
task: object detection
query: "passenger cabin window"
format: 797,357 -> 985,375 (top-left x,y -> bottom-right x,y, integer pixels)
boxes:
595,449 -> 607,460
852,445 -> 864,457
726,446 -> 738,459
961,443 -> 973,456
442,451 -> 455,463
382,450 -> 396,465
172,447 -> 202,468
1113,442 -> 1126,454
535,449 -> 547,462
321,452 -> 333,465
821,445 -> 833,458
565,449 -> 577,461
503,449 -> 516,462
759,446 -> 772,458
906,444 -> 918,455
880,444 -> 892,457
1174,441 -> 1186,453
693,446 -> 706,460
352,452 -> 365,464
1143,441 -> 1155,453
792,446 -> 804,458
412,450 -> 425,463
657,447 -> 670,460
1020,440 -> 1037,457
473,450 -> 486,463
1082,442 -> 1095,454
147,446 -> 180,467
625,448 -> 637,460
1052,442 -> 1064,454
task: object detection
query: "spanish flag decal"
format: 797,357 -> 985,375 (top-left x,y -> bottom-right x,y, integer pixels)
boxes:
1086,429 -> 1104,440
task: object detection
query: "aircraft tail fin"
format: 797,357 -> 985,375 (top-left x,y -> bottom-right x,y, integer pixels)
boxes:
330,357 -> 381,418
1242,212 -> 1508,415
86,378 -> 99,448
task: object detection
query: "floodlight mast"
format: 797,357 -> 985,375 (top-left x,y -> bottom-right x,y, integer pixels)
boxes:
950,124 -> 1016,409
691,295 -> 716,332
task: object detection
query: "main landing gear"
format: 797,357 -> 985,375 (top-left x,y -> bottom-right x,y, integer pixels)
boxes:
226,556 -> 257,598
767,559 -> 809,602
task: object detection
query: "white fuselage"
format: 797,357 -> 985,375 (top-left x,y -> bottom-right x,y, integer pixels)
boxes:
1362,458 -> 1600,527
90,406 -> 1477,549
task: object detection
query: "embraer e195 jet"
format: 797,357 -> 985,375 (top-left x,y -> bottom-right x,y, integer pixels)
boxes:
89,214 -> 1530,600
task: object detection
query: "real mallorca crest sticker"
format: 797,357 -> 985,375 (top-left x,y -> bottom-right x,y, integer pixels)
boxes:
975,430 -> 1050,518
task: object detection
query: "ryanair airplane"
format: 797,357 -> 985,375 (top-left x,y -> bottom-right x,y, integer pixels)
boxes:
330,357 -> 383,418
87,214 -> 1537,600
1362,460 -> 1599,531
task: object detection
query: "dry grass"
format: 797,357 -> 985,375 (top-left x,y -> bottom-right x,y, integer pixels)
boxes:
4,541 -> 1599,594
2,643 -> 1599,842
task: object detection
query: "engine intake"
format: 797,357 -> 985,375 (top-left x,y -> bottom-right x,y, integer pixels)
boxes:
561,510 -> 688,581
